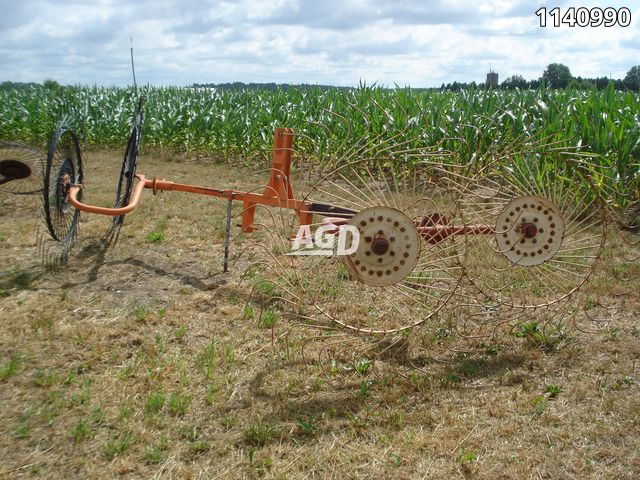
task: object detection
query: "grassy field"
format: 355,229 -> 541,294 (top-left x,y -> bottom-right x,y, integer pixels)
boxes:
0,149 -> 638,478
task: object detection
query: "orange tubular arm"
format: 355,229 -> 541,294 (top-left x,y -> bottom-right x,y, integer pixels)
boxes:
68,174 -> 310,216
144,178 -> 309,209
68,175 -> 148,215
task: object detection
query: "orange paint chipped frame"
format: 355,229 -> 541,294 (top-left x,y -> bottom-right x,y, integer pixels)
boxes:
67,128 -> 313,232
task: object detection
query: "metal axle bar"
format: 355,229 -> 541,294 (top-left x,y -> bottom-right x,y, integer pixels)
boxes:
320,216 -> 494,244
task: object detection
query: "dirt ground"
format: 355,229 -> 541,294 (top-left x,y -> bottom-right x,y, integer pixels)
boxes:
0,149 -> 638,479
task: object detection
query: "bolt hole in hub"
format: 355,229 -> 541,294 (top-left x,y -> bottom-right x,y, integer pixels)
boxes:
495,195 -> 564,266
343,206 -> 421,287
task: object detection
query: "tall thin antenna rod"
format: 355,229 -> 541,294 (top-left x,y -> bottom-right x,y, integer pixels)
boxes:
130,37 -> 137,88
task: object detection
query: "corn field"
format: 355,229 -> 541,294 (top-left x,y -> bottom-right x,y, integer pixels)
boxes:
1,83 -> 638,208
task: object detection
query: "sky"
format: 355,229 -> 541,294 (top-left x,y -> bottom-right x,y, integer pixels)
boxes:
0,0 -> 638,88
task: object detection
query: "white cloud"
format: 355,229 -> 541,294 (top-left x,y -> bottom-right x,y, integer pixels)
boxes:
0,0 -> 638,86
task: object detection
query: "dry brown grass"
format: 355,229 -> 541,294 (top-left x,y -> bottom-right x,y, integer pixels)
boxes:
0,150 -> 638,479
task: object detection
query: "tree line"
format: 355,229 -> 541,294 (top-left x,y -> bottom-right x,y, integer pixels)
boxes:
3,64 -> 639,92
440,64 -> 640,91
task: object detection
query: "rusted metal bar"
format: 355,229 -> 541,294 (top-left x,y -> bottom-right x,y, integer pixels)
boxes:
320,216 -> 494,244
417,224 -> 494,243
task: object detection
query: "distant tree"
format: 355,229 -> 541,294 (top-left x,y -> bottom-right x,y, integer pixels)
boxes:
595,77 -> 611,89
42,79 -> 61,90
542,63 -> 572,88
528,79 -> 541,89
624,65 -> 640,91
1,81 -> 40,90
613,78 -> 625,90
569,76 -> 594,90
501,75 -> 527,90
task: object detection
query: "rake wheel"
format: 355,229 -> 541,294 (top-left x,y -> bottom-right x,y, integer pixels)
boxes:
458,152 -> 606,308
0,141 -> 45,195
41,125 -> 84,262
251,158 -> 467,335
104,97 -> 144,245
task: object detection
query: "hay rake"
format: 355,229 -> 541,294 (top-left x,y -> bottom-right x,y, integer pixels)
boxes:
0,97 -> 621,340
0,141 -> 44,195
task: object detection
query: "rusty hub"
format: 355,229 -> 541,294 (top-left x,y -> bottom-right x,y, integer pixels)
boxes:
342,206 -> 421,287
519,222 -> 538,239
55,158 -> 75,214
371,237 -> 390,255
494,195 -> 565,266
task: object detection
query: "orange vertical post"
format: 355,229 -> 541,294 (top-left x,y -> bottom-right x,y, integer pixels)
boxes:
264,127 -> 294,200
241,201 -> 257,232
240,128 -> 313,232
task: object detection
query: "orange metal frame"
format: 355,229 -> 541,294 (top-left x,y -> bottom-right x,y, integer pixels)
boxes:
66,127 -> 494,243
67,128 -> 314,232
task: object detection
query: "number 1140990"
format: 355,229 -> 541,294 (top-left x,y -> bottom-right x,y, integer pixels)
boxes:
535,7 -> 631,27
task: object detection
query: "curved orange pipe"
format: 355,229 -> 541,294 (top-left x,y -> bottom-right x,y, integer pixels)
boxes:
68,175 -> 148,215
